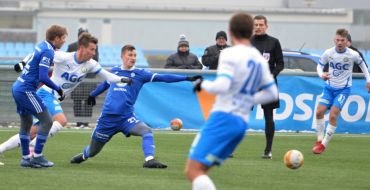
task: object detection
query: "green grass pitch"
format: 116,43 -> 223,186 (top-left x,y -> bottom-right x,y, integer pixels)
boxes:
0,128 -> 369,190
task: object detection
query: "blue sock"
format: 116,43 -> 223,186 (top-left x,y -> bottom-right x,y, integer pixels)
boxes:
83,146 -> 90,159
142,133 -> 154,158
19,133 -> 30,156
34,133 -> 48,154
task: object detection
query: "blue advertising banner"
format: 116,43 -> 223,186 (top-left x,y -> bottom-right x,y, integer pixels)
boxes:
134,74 -> 370,134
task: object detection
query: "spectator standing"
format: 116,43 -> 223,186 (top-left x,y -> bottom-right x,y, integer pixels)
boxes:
251,15 -> 284,159
67,28 -> 99,128
164,35 -> 203,69
202,31 -> 230,70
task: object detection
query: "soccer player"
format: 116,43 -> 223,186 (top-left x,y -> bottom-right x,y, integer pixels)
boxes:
11,24 -> 67,168
0,33 -> 131,155
184,13 -> 278,190
312,29 -> 370,154
70,44 -> 202,168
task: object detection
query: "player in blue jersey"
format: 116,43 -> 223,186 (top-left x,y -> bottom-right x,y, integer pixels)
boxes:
184,13 -> 278,190
70,44 -> 202,168
0,33 -> 131,156
11,24 -> 68,168
312,29 -> 370,154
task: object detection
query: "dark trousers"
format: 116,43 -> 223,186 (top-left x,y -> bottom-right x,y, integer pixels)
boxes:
263,108 -> 275,153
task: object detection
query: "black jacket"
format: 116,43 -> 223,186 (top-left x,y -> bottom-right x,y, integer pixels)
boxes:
165,51 -> 203,69
67,41 -> 99,62
201,44 -> 230,70
349,46 -> 368,73
251,34 -> 284,109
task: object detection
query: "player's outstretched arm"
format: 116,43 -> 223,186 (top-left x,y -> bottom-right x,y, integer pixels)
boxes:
97,69 -> 132,84
199,76 -> 231,94
152,74 -> 202,83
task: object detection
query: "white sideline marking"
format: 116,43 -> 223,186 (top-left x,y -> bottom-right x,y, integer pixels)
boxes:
1,128 -> 370,138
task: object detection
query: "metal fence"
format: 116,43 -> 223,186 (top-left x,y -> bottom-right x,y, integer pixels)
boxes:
0,65 -> 367,128
0,66 -> 209,127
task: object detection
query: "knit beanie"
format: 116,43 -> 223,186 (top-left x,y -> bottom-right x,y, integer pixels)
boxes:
78,27 -> 89,37
215,31 -> 227,41
178,34 -> 189,47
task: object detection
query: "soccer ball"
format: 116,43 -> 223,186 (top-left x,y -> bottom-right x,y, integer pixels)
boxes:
284,150 -> 304,169
170,118 -> 183,131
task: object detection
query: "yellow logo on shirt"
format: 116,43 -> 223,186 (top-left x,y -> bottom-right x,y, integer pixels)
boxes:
81,67 -> 88,73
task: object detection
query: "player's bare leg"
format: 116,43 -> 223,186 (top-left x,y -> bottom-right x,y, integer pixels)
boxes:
185,159 -> 215,190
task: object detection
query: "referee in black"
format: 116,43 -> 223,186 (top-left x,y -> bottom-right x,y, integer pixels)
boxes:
251,15 -> 284,159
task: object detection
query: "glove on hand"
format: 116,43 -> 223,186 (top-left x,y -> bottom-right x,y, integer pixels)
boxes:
87,95 -> 96,106
14,61 -> 26,73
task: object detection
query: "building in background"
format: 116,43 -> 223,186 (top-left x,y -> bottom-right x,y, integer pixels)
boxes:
0,0 -> 369,52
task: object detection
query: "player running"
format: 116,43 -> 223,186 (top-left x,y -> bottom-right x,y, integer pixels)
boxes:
0,33 -> 131,157
184,13 -> 278,190
70,44 -> 202,168
312,28 -> 370,154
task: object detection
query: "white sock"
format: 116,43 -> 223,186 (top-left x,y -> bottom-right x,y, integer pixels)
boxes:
315,118 -> 325,142
322,124 -> 336,147
0,134 -> 21,153
192,175 -> 216,190
30,121 -> 64,147
145,156 -> 154,162
33,153 -> 43,158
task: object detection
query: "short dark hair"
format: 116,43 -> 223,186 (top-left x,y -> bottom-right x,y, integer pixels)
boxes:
46,25 -> 68,41
253,15 -> 268,25
336,28 -> 349,38
78,32 -> 98,48
121,44 -> 136,55
229,13 -> 254,40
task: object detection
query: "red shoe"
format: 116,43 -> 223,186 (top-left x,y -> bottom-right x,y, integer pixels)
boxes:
312,143 -> 325,154
315,141 -> 322,146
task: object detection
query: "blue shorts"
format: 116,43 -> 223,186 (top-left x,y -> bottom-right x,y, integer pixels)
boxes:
92,113 -> 141,143
12,88 -> 47,115
319,85 -> 351,110
37,88 -> 63,116
188,111 -> 248,167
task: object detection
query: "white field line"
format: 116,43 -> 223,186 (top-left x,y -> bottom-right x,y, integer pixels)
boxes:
1,128 -> 370,138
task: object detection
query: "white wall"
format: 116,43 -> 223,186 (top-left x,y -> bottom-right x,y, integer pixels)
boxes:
35,7 -> 353,51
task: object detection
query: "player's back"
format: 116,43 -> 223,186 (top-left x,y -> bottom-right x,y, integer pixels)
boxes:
211,44 -> 271,121
15,41 -> 54,91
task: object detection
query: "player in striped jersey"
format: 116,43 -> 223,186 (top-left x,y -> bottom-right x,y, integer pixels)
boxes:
312,29 -> 370,154
184,13 -> 278,190
11,25 -> 68,168
0,33 -> 131,158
